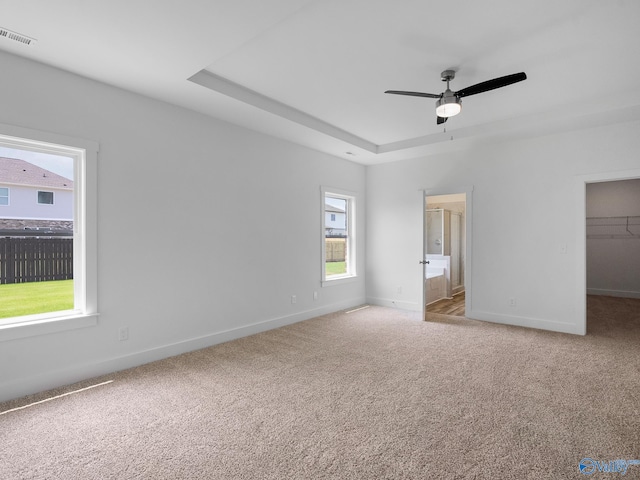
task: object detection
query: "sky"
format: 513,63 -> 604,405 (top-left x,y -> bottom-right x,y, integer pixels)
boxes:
0,146 -> 74,180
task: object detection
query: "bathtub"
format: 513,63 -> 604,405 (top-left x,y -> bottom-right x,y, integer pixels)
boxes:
425,267 -> 446,304
425,255 -> 451,305
426,267 -> 445,279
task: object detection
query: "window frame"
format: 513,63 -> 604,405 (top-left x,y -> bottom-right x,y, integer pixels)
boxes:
0,124 -> 99,341
0,187 -> 8,206
321,186 -> 357,287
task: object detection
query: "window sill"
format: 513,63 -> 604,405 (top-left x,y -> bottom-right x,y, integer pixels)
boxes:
0,312 -> 99,342
322,274 -> 357,288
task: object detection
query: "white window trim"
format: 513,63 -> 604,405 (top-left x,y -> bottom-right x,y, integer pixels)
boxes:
0,123 -> 99,342
321,186 -> 357,287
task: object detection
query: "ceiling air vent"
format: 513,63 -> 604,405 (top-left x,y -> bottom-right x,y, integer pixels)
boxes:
0,27 -> 37,46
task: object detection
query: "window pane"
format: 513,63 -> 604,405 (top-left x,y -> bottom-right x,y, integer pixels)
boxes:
38,191 -> 54,204
325,194 -> 349,278
0,147 -> 74,319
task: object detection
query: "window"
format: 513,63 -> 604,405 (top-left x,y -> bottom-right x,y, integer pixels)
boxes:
0,125 -> 98,341
0,187 -> 8,206
38,190 -> 54,204
322,187 -> 356,285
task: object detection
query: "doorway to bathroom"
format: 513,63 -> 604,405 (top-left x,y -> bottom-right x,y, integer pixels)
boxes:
424,192 -> 467,318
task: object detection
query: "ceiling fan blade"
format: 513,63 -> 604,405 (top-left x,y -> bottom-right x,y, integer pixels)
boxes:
437,116 -> 448,125
456,72 -> 527,98
385,90 -> 441,99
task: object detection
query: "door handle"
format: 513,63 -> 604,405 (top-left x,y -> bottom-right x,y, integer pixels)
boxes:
419,260 -> 430,265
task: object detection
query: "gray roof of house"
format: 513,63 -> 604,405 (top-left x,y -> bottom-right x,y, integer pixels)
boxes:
0,157 -> 73,190
325,203 -> 345,213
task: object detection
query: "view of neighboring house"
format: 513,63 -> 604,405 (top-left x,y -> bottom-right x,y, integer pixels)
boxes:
325,202 -> 346,236
0,157 -> 73,231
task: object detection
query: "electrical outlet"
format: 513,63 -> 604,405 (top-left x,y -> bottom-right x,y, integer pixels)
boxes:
397,286 -> 403,294
313,291 -> 318,301
291,295 -> 297,304
118,327 -> 129,341
560,243 -> 567,254
509,298 -> 517,307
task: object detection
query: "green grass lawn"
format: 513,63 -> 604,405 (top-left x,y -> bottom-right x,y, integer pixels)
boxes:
325,261 -> 346,276
0,280 -> 74,319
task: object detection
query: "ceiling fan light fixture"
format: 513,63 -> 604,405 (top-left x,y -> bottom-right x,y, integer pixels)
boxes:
435,94 -> 461,118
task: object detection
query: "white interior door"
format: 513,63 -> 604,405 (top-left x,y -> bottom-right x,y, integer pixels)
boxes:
422,194 -> 429,319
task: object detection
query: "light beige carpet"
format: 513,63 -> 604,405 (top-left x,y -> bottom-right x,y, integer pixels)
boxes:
1,296 -> 639,479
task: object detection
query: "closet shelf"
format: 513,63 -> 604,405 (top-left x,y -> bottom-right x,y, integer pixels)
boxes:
586,215 -> 640,239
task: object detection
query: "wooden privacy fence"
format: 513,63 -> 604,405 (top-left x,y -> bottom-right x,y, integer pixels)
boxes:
325,237 -> 346,262
0,237 -> 73,284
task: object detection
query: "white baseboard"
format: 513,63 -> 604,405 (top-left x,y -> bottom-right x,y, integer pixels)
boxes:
0,297 -> 365,404
366,296 -> 421,312
467,310 -> 584,335
587,288 -> 640,299
365,298 -> 585,335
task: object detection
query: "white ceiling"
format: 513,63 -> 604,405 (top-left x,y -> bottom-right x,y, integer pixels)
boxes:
2,0 -> 640,165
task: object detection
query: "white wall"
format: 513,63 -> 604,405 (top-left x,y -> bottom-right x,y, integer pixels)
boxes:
0,51 -> 365,402
366,121 -> 640,334
586,179 -> 640,298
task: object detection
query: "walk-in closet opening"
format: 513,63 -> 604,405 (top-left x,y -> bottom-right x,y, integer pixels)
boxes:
586,178 -> 640,332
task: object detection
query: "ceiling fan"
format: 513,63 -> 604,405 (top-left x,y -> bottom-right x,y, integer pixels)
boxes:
385,70 -> 527,125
